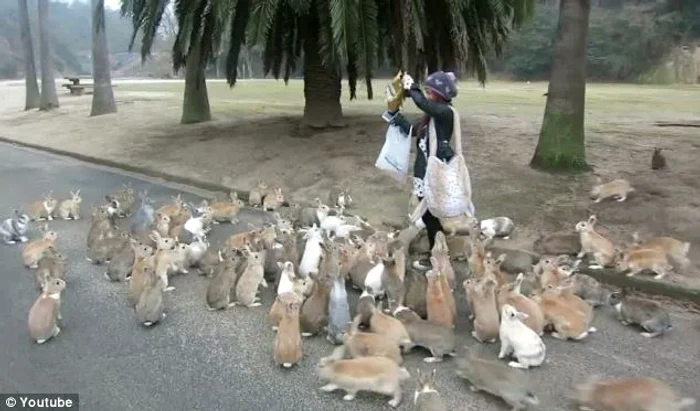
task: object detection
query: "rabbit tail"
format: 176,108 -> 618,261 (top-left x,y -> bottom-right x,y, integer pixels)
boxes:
678,398 -> 696,410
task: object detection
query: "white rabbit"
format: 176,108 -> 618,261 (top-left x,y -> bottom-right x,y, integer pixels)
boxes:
321,215 -> 345,237
334,224 -> 362,239
184,211 -> 207,239
299,224 -> 323,277
277,261 -> 297,295
498,304 -> 546,369
364,261 -> 385,298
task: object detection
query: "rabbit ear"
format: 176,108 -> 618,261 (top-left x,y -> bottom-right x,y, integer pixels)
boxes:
496,254 -> 507,264
588,215 -> 597,226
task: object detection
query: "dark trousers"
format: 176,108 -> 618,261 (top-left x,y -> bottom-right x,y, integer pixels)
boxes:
418,197 -> 444,251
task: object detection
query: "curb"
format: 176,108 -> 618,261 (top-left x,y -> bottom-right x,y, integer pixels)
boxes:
580,268 -> 700,306
3,135 -> 699,305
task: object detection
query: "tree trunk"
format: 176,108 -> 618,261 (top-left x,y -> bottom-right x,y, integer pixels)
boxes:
18,0 -> 40,110
90,0 -> 117,116
180,41 -> 211,124
530,0 -> 590,172
301,33 -> 344,132
38,0 -> 58,111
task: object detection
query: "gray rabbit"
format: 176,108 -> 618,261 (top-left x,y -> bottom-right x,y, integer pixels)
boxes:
129,191 -> 155,235
105,240 -> 139,282
607,289 -> 672,338
135,266 -> 166,327
412,369 -> 447,411
393,305 -> 455,362
560,273 -> 611,307
455,345 -> 540,410
326,276 -> 351,345
0,210 -> 31,245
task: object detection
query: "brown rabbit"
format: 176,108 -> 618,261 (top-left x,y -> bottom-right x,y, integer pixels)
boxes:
234,249 -> 267,307
368,302 -> 412,349
22,224 -> 58,269
87,205 -> 117,250
155,214 -> 171,237
248,179 -> 269,207
128,249 -> 157,306
615,248 -> 672,280
57,190 -> 82,220
206,251 -> 243,311
431,232 -> 455,289
425,268 -> 454,329
340,315 -> 404,364
273,292 -> 304,368
263,187 -> 285,211
156,194 -> 185,218
110,183 -> 135,217
533,286 -> 595,341
35,247 -> 67,290
496,273 -> 545,336
535,257 -> 571,289
590,176 -> 635,203
464,277 -> 500,343
404,269 -> 428,319
228,228 -> 259,250
317,355 -> 410,408
269,279 -> 307,330
28,278 -> 66,344
631,233 -> 691,273
413,368 -> 448,411
300,269 -> 332,336
135,267 -> 166,327
575,215 -> 616,269
572,375 -> 695,411
651,147 -> 667,170
483,252 -> 509,286
209,192 -> 244,224
28,191 -> 57,221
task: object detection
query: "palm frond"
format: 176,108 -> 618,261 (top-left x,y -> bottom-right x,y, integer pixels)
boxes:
315,0 -> 338,70
172,0 -> 207,71
120,0 -> 170,60
246,0 -> 280,46
354,0 -> 378,99
225,0 -> 251,86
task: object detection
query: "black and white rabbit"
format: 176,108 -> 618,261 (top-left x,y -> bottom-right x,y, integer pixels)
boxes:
0,210 -> 31,245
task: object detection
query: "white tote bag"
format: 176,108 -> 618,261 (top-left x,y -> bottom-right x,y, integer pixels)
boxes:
420,107 -> 474,219
375,124 -> 412,184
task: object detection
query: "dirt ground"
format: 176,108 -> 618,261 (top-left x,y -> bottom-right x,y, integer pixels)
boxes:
1,78 -> 699,289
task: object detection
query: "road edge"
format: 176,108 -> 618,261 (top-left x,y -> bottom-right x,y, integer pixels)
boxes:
2,135 -> 699,304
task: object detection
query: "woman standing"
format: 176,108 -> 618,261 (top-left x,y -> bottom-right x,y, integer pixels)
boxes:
383,71 -> 466,271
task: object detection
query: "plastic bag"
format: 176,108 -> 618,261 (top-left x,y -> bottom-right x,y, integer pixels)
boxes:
375,124 -> 412,184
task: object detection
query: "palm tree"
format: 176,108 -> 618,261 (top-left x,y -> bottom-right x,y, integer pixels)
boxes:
38,0 -> 59,111
121,0 -> 236,124
530,0 -> 590,172
236,0 -> 535,132
91,0 -> 118,116
18,0 -> 40,110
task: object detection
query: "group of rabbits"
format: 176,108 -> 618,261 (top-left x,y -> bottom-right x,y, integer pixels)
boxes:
5,175 -> 696,411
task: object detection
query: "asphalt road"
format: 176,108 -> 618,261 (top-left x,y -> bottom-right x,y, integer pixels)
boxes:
0,142 -> 698,411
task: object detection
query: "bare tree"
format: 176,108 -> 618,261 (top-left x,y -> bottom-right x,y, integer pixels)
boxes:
18,0 -> 40,110
90,0 -> 117,116
38,0 -> 59,110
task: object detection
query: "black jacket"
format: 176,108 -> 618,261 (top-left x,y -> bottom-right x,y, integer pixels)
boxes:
390,84 -> 455,179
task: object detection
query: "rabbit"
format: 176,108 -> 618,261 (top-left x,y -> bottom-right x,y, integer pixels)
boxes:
300,270 -> 332,336
615,247 -> 672,280
35,247 -> 67,290
440,213 -> 480,237
233,249 -> 267,307
404,268 -> 428,319
533,231 -> 581,256
274,291 -> 304,368
183,207 -> 208,240
197,247 -> 223,277
263,187 -> 285,211
430,232 -> 455,289
28,277 -> 66,344
392,305 -> 455,362
328,186 -> 353,209
269,280 -> 307,330
606,289 -> 671,337
631,232 -> 691,273
482,252 -> 509,286
498,304 -> 546,369
572,375 -> 695,411
488,246 -> 540,275
432,256 -> 456,318
209,192 -> 244,224
455,345 -> 540,411
327,275 -> 352,345
535,257 -> 572,289
368,301 -> 412,348
279,230 -> 300,269
575,215 -> 616,269
464,277 -> 500,343
248,180 -> 269,207
651,147 -> 667,170
88,231 -> 130,265
468,237 -> 487,278
0,209 -> 31,244
480,216 -> 515,239
135,267 -> 166,327
425,267 -> 455,329
88,205 -> 117,250
558,273 -> 610,307
590,177 -> 635,203
109,182 -> 136,217
299,224 -> 324,277
22,224 -> 58,269
156,193 -> 185,218
381,246 -> 407,307
412,368 -> 447,411
28,191 -> 57,221
497,274 -> 545,337
316,355 -> 410,407
206,250 -> 244,310
57,190 -> 82,220
364,261 -> 386,298
341,314 -> 403,364
296,204 -> 321,228
128,248 -> 157,306
155,214 -> 171,237
354,289 -> 376,328
348,238 -> 378,289
186,235 -> 209,268
106,241 -> 146,282
532,285 -> 595,341
129,191 -> 155,235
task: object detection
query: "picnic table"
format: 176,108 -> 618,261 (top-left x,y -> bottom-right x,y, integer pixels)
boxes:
61,77 -> 116,96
